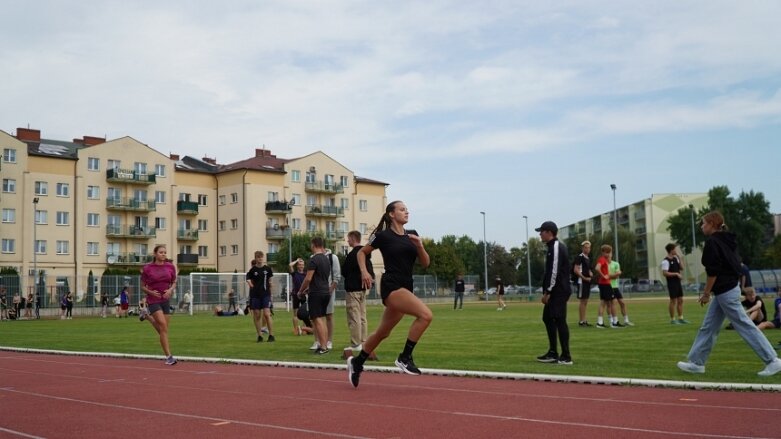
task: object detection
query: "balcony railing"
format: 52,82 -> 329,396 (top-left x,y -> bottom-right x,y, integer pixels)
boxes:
305,181 -> 344,194
106,224 -> 156,239
106,253 -> 154,265
106,198 -> 156,212
177,253 -> 199,266
305,205 -> 345,218
325,230 -> 346,240
106,168 -> 156,185
177,229 -> 199,241
265,200 -> 292,214
176,200 -> 199,215
266,226 -> 290,240
635,226 -> 647,235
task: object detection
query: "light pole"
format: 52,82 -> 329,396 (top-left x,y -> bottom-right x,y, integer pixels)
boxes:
480,211 -> 488,294
689,204 -> 699,287
523,215 -> 531,300
610,184 -> 619,263
33,197 -> 39,294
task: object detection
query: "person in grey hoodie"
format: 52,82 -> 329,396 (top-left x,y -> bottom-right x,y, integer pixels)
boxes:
677,210 -> 781,377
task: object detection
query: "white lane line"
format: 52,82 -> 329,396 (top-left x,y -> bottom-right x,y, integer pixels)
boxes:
0,426 -> 46,439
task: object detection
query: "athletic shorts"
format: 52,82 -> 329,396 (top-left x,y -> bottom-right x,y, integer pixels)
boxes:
575,282 -> 591,300
612,288 -> 623,300
667,283 -> 684,299
598,284 -> 614,301
291,292 -> 303,310
249,296 -> 272,310
380,274 -> 413,306
148,300 -> 171,315
120,303 -> 129,310
308,293 -> 331,319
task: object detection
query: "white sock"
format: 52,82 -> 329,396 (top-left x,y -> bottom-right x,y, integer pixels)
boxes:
597,316 -> 604,325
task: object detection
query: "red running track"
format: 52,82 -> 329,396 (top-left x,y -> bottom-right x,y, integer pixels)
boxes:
0,351 -> 780,439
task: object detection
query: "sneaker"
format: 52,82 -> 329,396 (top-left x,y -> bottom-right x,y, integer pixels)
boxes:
326,341 -> 333,350
267,335 -> 275,342
314,347 -> 330,355
497,307 -> 503,311
678,319 -> 690,324
613,322 -> 624,328
349,344 -> 362,351
165,356 -> 178,366
395,356 -> 421,375
578,321 -> 591,327
536,351 -> 558,363
596,323 -> 607,329
257,335 -> 264,343
677,361 -> 705,374
671,320 -> 681,325
347,356 -> 362,388
261,327 -> 269,334
309,341 -> 320,350
139,309 -> 148,322
557,356 -> 573,365
624,321 -> 635,326
758,358 -> 781,377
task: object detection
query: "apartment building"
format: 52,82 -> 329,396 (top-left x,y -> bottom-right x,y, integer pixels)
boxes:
559,193 -> 708,283
0,127 -> 387,297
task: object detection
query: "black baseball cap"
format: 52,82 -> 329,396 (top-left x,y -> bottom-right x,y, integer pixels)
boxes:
535,221 -> 558,233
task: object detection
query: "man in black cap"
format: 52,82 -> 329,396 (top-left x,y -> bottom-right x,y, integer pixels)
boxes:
534,221 -> 573,365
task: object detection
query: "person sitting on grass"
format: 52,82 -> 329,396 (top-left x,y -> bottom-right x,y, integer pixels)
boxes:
728,287 -> 767,330
213,305 -> 239,317
758,287 -> 781,333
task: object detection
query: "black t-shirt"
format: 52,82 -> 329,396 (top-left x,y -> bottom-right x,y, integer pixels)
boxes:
246,265 -> 273,298
455,279 -> 465,293
742,296 -> 768,322
307,253 -> 331,295
343,245 -> 374,292
573,253 -> 591,284
369,229 -> 418,282
663,256 -> 682,288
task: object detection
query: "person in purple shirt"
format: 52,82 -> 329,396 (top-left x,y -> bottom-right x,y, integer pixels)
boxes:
140,245 -> 178,366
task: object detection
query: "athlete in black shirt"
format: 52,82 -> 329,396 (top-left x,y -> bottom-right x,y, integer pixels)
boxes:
347,201 -> 431,388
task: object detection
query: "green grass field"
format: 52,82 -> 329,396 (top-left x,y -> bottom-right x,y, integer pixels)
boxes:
2,296 -> 780,384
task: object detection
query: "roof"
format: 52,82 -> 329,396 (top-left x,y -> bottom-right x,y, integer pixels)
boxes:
26,139 -> 83,160
355,176 -> 389,186
218,155 -> 288,174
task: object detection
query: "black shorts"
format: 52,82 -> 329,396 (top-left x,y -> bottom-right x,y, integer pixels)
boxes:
668,283 -> 684,299
148,300 -> 172,315
598,284 -> 614,301
612,288 -> 623,300
308,293 -> 330,319
249,296 -> 271,310
380,274 -> 413,305
575,282 -> 591,300
291,292 -> 303,309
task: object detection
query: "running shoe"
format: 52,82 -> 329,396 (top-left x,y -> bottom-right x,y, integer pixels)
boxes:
139,308 -> 148,322
676,361 -> 705,374
596,323 -> 607,329
165,356 -> 178,366
758,358 -> 781,377
309,341 -> 320,350
536,351 -> 559,363
395,355 -> 421,375
257,335 -> 264,343
678,319 -> 690,324
314,347 -> 330,355
267,335 -> 275,342
557,356 -> 573,365
326,341 -> 333,350
347,356 -> 362,388
624,321 -> 635,326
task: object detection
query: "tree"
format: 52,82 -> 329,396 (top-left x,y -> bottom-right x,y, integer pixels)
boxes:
515,237 -> 546,287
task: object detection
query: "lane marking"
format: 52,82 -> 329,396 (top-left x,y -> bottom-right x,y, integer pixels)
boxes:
211,421 -> 231,426
0,426 -> 46,439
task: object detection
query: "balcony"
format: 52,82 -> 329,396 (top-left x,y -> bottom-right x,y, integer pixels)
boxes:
177,253 -> 199,266
106,224 -> 156,239
305,180 -> 344,194
106,253 -> 154,265
106,198 -> 156,212
265,200 -> 292,214
106,168 -> 156,185
305,204 -> 345,218
177,200 -> 199,215
177,228 -> 199,241
326,230 -> 346,240
635,226 -> 647,235
266,252 -> 278,263
266,225 -> 290,240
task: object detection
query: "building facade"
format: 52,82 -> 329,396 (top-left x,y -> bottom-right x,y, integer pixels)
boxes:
0,128 -> 387,299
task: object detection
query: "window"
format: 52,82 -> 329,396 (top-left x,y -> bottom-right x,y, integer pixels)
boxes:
107,187 -> 121,201
1,239 -> 14,253
35,240 -> 46,254
219,195 -> 226,205
292,218 -> 301,230
218,220 -> 226,231
155,164 -> 166,177
359,200 -> 368,211
134,162 -> 147,175
291,193 -> 301,206
268,243 -> 279,254
155,191 -> 166,204
135,244 -> 148,255
107,159 -> 120,170
56,183 -> 69,197
324,174 -> 335,189
180,245 -> 192,254
198,194 -> 207,206
87,185 -> 100,199
307,220 -> 316,232
2,208 -> 15,223
306,170 -> 316,184
134,189 -> 147,201
307,195 -> 316,206
230,193 -> 238,203
106,242 -> 120,256
179,219 -> 191,231
291,170 -> 300,182
87,242 -> 99,255
2,148 -> 16,163
87,213 -> 100,227
340,176 -> 349,188
230,219 -> 238,230
341,198 -> 349,209
56,211 -> 70,226
340,221 -> 349,232
56,240 -> 70,255
219,246 -> 227,257
35,210 -> 48,224
198,219 -> 208,231
198,246 -> 208,257
360,223 -> 367,235
3,179 -> 16,193
231,245 -> 239,255
179,192 -> 191,202
88,157 -> 99,171
155,217 -> 166,230
267,191 -> 279,202
35,181 -> 48,196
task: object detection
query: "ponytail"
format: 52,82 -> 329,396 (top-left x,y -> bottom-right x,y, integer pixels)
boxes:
702,210 -> 728,231
369,201 -> 400,240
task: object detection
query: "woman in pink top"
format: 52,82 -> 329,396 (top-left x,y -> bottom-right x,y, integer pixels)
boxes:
141,245 -> 178,365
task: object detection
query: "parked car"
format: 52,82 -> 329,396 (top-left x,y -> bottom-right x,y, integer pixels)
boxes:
636,279 -> 650,292
505,285 -> 519,294
685,283 -> 703,292
486,287 -> 497,295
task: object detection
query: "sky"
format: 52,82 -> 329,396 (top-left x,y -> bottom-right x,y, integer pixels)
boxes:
2,1 -> 780,249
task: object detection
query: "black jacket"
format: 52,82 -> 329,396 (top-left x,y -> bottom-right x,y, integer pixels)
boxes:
343,246 -> 374,292
543,238 -> 571,296
702,231 -> 742,295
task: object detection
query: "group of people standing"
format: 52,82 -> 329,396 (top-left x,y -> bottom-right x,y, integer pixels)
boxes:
0,289 -> 39,320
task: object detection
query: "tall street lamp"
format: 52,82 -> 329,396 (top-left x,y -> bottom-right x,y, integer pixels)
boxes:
33,197 -> 39,292
610,184 -> 619,263
480,211 -> 488,294
523,215 -> 531,300
689,204 -> 699,287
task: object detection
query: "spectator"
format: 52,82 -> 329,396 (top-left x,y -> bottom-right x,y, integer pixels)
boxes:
534,221 -> 573,365
496,277 -> 506,311
119,286 -> 130,318
454,274 -> 465,310
573,241 -> 593,327
24,292 -> 33,319
65,291 -> 74,319
289,257 -> 307,335
662,243 -> 688,324
343,230 -> 375,354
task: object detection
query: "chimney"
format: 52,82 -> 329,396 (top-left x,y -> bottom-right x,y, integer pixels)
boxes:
82,136 -> 105,146
255,148 -> 275,158
169,154 -> 180,161
202,156 -> 217,165
16,127 -> 41,142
